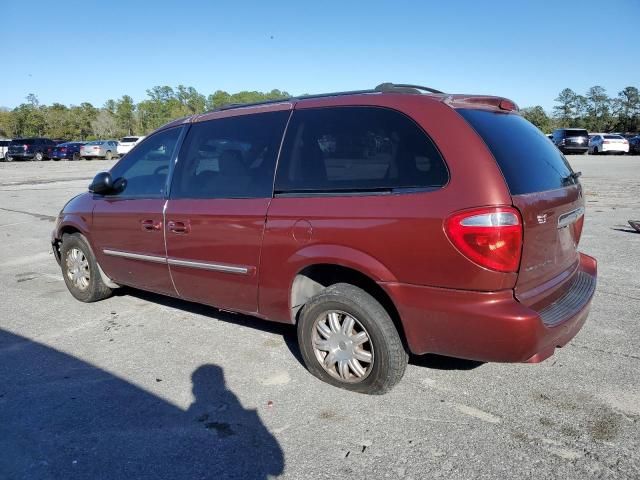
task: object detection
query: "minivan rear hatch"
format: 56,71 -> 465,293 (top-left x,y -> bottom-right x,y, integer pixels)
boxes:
458,109 -> 585,306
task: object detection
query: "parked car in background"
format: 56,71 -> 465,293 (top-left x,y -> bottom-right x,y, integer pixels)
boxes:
589,134 -> 629,155
5,137 -> 58,161
628,135 -> 640,155
0,139 -> 10,161
80,140 -> 119,160
117,136 -> 145,156
50,142 -> 86,161
551,128 -> 589,154
52,83 -> 597,394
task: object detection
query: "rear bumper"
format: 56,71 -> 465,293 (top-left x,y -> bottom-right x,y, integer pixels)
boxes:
601,145 -> 629,153
561,145 -> 588,153
383,252 -> 597,362
7,152 -> 34,159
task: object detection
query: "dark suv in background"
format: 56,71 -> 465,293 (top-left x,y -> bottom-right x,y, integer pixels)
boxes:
52,83 -> 597,394
551,128 -> 589,154
6,137 -> 58,161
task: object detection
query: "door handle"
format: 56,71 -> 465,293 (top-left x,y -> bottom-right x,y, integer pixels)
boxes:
168,220 -> 190,234
141,219 -> 162,231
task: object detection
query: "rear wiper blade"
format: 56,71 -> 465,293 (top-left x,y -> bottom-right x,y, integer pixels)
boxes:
562,171 -> 582,184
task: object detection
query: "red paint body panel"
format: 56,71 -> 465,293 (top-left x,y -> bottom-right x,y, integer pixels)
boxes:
164,199 -> 268,313
511,184 -> 584,306
91,198 -> 174,295
259,95 -> 516,323
385,252 -> 596,360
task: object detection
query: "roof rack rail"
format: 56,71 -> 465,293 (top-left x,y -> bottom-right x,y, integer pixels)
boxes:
202,83 -> 442,115
375,83 -> 444,94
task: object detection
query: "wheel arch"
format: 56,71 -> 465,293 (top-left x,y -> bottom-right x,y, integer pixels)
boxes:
289,263 -> 408,349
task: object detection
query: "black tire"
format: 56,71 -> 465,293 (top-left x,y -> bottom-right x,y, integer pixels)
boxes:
72,152 -> 80,161
105,150 -> 112,161
592,146 -> 598,155
33,151 -> 43,161
60,233 -> 112,302
297,283 -> 408,395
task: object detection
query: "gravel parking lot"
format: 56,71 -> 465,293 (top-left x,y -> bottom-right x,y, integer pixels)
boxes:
0,155 -> 638,479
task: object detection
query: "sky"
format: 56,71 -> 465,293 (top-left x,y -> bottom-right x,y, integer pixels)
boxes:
2,0 -> 639,111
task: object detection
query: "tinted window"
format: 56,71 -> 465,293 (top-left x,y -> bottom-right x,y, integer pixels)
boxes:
604,135 -> 623,139
170,110 -> 289,199
562,129 -> 588,138
459,109 -> 577,195
121,137 -> 140,142
108,127 -> 183,198
0,141 -> 9,147
275,107 -> 447,193
11,139 -> 35,145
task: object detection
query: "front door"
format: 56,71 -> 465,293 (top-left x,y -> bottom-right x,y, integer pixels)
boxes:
91,126 -> 184,295
165,108 -> 290,313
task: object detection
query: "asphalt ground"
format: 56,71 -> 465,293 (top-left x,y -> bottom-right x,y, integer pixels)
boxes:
0,155 -> 638,479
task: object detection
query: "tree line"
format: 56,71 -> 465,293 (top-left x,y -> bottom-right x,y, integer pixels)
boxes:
1,84 -> 638,140
521,86 -> 639,134
0,86 -> 291,140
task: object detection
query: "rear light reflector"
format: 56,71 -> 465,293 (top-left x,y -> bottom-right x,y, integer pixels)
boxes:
445,207 -> 523,273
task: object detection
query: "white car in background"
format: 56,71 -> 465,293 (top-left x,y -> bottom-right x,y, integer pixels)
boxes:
589,134 -> 629,155
117,136 -> 145,156
0,139 -> 10,160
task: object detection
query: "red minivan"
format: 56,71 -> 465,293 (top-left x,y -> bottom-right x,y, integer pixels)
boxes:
52,83 -> 597,394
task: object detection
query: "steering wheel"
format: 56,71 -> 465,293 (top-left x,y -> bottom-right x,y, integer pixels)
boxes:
154,165 -> 169,175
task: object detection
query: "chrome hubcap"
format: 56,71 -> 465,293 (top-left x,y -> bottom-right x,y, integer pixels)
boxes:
66,247 -> 90,290
312,310 -> 374,383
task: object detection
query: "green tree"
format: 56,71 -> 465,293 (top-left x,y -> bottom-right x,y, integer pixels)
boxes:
552,88 -> 578,127
584,86 -> 612,132
115,95 -> 136,136
521,106 -> 552,133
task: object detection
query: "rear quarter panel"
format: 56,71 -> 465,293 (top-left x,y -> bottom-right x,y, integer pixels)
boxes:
258,95 -> 516,322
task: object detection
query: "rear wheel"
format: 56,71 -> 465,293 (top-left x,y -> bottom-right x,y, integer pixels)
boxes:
297,283 -> 408,394
33,151 -> 43,161
105,150 -> 113,161
3,155 -> 11,162
60,233 -> 112,302
72,152 -> 80,161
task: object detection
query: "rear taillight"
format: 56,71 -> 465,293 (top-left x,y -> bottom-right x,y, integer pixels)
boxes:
445,207 -> 523,273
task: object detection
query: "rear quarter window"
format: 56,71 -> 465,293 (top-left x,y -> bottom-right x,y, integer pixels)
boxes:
458,109 -> 578,195
275,106 -> 448,193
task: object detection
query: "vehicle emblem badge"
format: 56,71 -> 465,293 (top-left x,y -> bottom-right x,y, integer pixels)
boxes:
537,214 -> 548,224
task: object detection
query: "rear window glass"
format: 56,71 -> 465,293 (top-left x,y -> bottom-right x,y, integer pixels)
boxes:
604,135 -> 623,139
275,107 -> 448,193
121,137 -> 139,142
562,130 -> 588,137
459,109 -> 578,195
0,140 -> 9,146
86,141 -> 103,145
11,139 -> 35,145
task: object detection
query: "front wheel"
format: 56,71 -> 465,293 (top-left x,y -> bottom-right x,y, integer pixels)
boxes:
297,283 -> 408,394
60,233 -> 112,302
33,151 -> 43,161
105,150 -> 113,160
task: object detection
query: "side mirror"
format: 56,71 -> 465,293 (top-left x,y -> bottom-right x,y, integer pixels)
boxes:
89,171 -> 114,194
